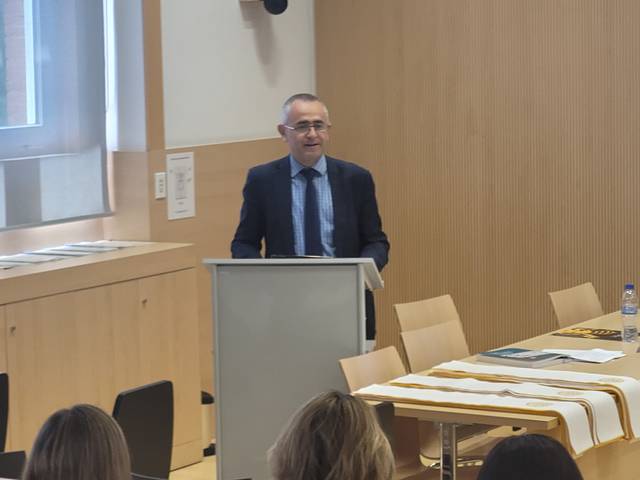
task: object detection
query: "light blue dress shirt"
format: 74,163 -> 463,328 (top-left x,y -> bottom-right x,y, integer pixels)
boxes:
290,155 -> 335,256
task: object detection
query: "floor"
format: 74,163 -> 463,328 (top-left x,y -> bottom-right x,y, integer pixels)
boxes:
170,456 -> 216,480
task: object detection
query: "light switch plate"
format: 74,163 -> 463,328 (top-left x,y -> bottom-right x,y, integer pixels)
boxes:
154,172 -> 167,199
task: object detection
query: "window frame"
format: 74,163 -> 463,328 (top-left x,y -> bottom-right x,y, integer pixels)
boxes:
0,0 -> 110,231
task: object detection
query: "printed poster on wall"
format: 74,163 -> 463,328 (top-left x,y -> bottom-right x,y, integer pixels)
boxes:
166,152 -> 196,220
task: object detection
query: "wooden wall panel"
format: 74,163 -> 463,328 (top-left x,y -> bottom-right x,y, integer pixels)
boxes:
146,139 -> 287,393
316,0 -> 640,355
104,151 -> 151,241
0,307 -> 6,373
107,140 -> 287,394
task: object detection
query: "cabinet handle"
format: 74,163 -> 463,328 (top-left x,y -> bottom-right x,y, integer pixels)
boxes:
141,298 -> 148,306
9,326 -> 16,335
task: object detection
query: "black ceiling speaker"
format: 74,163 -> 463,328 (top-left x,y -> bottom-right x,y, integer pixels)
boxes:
264,0 -> 287,15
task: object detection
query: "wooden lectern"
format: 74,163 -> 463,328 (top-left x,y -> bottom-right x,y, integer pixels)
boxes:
203,258 -> 383,480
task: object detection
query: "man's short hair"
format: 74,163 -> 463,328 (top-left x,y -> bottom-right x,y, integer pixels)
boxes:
281,93 -> 329,124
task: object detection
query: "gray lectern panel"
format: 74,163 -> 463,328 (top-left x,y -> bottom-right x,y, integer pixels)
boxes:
213,264 -> 364,480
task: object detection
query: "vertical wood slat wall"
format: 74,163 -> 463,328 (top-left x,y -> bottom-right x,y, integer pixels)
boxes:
316,0 -> 640,355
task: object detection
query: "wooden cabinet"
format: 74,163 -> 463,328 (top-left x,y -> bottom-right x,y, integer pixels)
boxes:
0,307 -> 6,373
0,243 -> 201,468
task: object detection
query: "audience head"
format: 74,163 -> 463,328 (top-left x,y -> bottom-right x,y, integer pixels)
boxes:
269,390 -> 394,480
22,404 -> 131,480
477,433 -> 583,480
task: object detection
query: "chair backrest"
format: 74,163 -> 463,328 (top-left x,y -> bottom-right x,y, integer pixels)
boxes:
113,380 -> 173,480
0,450 -> 26,479
339,346 -> 407,391
394,294 -> 461,332
0,373 -> 8,453
401,322 -> 470,373
548,282 -> 604,328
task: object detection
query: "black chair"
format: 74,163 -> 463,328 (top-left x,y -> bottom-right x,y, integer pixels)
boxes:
0,450 -> 26,479
0,372 -> 8,453
113,381 -> 173,480
373,401 -> 395,451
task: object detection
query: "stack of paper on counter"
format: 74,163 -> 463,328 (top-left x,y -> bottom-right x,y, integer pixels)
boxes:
431,361 -> 640,439
0,253 -> 64,263
88,240 -> 153,248
390,374 -> 623,445
355,383 -> 594,455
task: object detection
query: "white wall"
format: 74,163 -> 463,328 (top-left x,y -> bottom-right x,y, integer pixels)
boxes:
0,165 -> 5,227
161,0 -> 315,148
106,0 -> 147,152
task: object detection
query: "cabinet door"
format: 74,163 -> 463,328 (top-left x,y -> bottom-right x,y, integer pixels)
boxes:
4,269 -> 200,466
138,269 -> 201,463
5,281 -> 138,450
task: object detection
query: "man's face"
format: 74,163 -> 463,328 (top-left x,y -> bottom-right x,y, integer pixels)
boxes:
278,100 -> 330,167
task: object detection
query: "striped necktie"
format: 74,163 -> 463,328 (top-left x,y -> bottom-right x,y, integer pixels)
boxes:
301,168 -> 322,256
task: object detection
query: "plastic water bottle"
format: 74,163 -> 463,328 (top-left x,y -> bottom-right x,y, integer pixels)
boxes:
621,283 -> 638,343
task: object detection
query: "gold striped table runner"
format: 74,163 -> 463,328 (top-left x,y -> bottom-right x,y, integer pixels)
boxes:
356,383 -> 594,455
391,374 -> 623,445
431,361 -> 640,439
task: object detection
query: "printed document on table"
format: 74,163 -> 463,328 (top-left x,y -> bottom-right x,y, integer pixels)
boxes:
542,348 -> 625,363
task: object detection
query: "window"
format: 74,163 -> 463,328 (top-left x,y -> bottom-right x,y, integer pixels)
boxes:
0,0 -> 110,230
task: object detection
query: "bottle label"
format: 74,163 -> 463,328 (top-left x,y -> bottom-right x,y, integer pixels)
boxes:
622,305 -> 638,315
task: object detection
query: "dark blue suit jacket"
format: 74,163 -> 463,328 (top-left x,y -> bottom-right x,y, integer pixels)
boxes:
231,156 -> 390,338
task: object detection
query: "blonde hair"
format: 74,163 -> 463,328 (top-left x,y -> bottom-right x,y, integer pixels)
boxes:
269,390 -> 394,480
22,404 -> 131,480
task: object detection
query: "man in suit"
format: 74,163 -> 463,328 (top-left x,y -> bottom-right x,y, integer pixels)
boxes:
231,93 -> 389,341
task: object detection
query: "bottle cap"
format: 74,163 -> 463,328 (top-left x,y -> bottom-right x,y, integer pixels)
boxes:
625,283 -> 635,290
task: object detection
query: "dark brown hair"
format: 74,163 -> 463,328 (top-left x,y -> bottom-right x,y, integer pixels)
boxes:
22,404 -> 131,480
269,390 -> 394,480
477,433 -> 583,480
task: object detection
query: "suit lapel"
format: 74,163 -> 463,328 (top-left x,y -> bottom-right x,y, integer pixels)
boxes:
327,157 -> 346,257
273,157 -> 295,254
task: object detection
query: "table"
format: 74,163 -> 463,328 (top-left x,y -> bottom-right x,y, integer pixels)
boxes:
391,312 -> 640,480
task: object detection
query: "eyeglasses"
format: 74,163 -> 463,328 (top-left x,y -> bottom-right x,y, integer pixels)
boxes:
282,122 -> 331,134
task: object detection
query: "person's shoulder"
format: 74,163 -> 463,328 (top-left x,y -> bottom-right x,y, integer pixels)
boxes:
326,156 -> 371,177
248,156 -> 289,178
